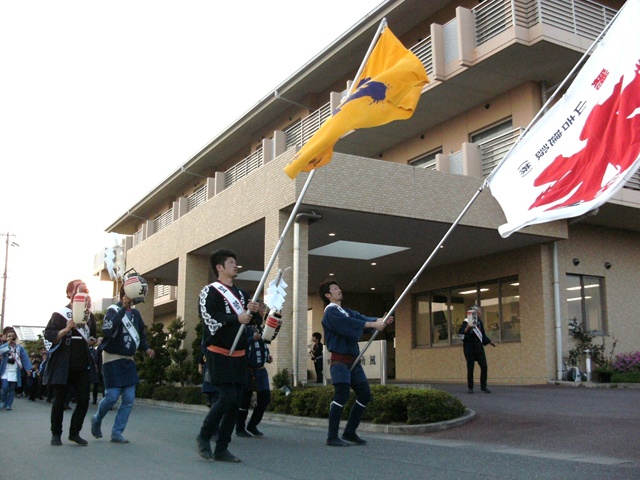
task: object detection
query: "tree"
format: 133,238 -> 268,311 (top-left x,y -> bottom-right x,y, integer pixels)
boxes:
136,322 -> 170,385
165,317 -> 192,387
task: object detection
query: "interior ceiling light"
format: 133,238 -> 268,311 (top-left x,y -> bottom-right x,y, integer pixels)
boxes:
309,240 -> 409,260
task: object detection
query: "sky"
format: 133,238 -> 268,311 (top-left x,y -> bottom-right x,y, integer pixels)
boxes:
0,0 -> 384,329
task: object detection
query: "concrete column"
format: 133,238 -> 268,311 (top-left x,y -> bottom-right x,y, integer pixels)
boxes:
435,153 -> 449,173
273,130 -> 286,158
213,171 -> 226,195
177,253 -> 210,351
206,177 -> 217,200
430,23 -> 446,81
457,7 -> 475,67
262,138 -> 274,164
462,142 -> 483,178
262,210 -> 298,384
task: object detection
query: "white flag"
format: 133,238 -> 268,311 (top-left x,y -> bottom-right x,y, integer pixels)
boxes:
488,0 -> 640,238
264,277 -> 288,312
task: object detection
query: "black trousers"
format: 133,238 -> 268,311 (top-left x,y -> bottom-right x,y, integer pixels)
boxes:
200,383 -> 244,452
465,349 -> 488,390
50,368 -> 90,436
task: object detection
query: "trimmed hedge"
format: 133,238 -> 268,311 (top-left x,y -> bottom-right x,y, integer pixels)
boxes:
269,385 -> 465,425
135,383 -> 467,424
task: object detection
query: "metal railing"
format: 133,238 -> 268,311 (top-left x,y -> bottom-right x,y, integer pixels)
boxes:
411,35 -> 433,78
474,0 -> 616,45
224,146 -> 264,188
154,284 -> 172,299
187,184 -> 207,212
479,127 -> 524,177
284,103 -> 332,151
132,228 -> 143,247
153,208 -> 173,233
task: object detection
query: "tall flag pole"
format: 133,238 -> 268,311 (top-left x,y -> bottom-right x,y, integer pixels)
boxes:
229,18 -> 401,354
487,0 -> 640,237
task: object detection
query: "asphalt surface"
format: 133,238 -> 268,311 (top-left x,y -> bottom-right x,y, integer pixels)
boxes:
0,383 -> 638,480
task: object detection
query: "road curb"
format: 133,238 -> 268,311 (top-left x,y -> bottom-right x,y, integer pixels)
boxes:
135,398 -> 475,435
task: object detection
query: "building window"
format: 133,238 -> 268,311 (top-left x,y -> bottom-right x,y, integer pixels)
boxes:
470,119 -> 513,143
410,148 -> 442,170
566,274 -> 606,334
412,276 -> 519,347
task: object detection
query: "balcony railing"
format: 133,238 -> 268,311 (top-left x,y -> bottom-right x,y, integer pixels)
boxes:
474,0 -> 616,45
225,146 -> 264,188
480,128 -> 524,177
154,208 -> 173,233
187,184 -> 207,212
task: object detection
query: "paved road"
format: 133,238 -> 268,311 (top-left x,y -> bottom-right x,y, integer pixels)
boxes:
0,384 -> 638,480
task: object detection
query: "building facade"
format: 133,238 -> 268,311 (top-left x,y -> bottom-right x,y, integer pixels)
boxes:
102,0 -> 638,386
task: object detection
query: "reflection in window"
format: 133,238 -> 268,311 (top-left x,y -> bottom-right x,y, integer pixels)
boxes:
412,276 -> 519,347
566,274 -> 606,334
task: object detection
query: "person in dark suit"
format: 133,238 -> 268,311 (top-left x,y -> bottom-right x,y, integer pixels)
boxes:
458,305 -> 496,394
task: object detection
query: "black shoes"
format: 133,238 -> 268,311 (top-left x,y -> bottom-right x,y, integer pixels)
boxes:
481,387 -> 492,394
214,449 -> 241,462
342,432 -> 367,445
196,435 -> 212,460
468,388 -> 474,394
326,437 -> 350,447
51,434 -> 62,446
246,425 -> 263,437
68,434 -> 88,446
235,428 -> 252,438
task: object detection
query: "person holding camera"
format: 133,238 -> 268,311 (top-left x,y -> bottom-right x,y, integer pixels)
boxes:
43,280 -> 98,446
0,329 -> 34,410
309,332 -> 324,383
458,305 -> 496,394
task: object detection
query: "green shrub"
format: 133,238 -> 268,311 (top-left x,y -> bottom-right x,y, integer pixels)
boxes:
290,387 -> 319,417
612,371 -> 640,383
364,387 -> 409,424
270,388 -> 292,413
266,384 -> 465,424
272,368 -> 291,389
152,385 -> 183,402
136,382 -> 156,399
406,389 -> 465,424
182,386 -> 206,405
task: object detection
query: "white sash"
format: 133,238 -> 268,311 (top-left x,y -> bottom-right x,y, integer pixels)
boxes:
473,326 -> 484,343
212,281 -> 246,316
9,346 -> 22,370
121,311 -> 141,349
325,303 -> 348,316
107,304 -> 140,349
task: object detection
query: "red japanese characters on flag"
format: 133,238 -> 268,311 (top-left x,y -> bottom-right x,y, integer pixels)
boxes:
488,0 -> 640,238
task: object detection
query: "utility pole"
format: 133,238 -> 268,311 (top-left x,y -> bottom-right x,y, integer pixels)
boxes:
1,232 -> 18,332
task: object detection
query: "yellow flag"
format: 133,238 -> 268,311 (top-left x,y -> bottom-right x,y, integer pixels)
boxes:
284,27 -> 429,179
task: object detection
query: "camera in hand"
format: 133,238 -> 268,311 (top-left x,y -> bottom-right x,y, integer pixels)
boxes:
466,309 -> 478,327
8,357 -> 15,364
